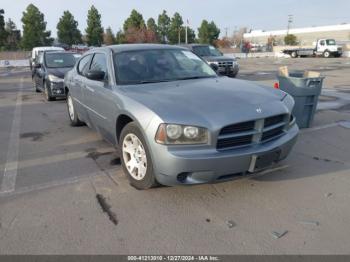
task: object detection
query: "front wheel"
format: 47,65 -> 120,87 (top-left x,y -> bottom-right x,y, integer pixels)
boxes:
323,51 -> 331,58
67,92 -> 84,126
119,122 -> 158,190
44,83 -> 55,101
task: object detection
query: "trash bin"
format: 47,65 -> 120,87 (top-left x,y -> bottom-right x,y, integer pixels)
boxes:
278,72 -> 325,128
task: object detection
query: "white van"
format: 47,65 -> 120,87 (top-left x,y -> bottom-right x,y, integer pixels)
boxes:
30,46 -> 64,70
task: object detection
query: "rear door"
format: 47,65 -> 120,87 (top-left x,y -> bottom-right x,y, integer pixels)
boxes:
83,52 -> 116,144
71,54 -> 93,122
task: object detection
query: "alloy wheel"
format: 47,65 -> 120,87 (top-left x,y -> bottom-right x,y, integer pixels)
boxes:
122,133 -> 147,180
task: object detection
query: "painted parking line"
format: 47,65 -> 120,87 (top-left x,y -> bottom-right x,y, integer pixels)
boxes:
0,78 -> 23,194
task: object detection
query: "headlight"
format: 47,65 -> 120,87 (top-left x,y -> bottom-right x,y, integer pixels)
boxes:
282,94 -> 295,112
155,124 -> 208,145
48,74 -> 63,82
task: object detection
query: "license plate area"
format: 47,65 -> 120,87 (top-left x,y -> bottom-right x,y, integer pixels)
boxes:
248,149 -> 281,173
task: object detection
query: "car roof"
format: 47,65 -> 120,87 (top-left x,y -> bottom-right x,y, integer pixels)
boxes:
42,50 -> 77,55
87,44 -> 187,54
180,44 -> 210,48
32,46 -> 64,52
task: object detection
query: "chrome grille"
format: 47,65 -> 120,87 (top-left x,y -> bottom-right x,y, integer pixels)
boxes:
220,120 -> 255,135
217,114 -> 288,150
218,61 -> 234,67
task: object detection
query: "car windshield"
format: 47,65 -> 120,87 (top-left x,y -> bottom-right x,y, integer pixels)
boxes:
114,49 -> 217,85
192,45 -> 222,57
45,53 -> 76,68
326,39 -> 336,46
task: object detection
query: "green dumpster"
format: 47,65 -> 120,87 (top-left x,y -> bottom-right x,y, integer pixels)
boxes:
278,72 -> 325,128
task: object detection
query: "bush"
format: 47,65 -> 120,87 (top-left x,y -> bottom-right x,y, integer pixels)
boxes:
284,34 -> 298,46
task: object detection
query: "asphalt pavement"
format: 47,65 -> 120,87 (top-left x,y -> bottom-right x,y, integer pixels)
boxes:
1,58 -> 350,254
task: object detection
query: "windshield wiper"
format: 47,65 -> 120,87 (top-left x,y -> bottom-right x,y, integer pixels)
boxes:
139,79 -> 174,84
176,76 -> 216,81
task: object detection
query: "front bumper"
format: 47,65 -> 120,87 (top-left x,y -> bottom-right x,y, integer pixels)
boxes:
152,124 -> 298,186
48,81 -> 66,97
217,64 -> 239,76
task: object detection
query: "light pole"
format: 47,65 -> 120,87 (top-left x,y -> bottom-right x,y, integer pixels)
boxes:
287,14 -> 293,35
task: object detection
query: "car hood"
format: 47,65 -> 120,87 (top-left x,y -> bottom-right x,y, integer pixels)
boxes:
203,56 -> 235,62
120,77 -> 287,128
47,67 -> 72,79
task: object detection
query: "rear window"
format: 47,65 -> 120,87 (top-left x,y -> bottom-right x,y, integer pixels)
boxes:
45,53 -> 76,68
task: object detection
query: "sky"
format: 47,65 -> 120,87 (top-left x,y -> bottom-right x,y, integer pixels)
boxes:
1,0 -> 350,38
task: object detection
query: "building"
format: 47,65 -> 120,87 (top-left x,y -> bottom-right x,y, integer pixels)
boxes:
243,24 -> 350,46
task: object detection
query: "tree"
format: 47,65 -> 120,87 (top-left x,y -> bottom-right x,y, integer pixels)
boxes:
214,37 -> 231,48
147,18 -> 157,32
146,17 -> 158,41
157,10 -> 171,43
5,18 -> 21,50
284,34 -> 298,45
168,12 -> 183,44
115,29 -> 126,44
0,9 -> 8,49
186,27 -> 196,43
103,27 -> 115,45
198,20 -> 220,45
57,11 -> 82,46
124,27 -> 158,43
231,27 -> 247,48
123,9 -> 145,31
21,4 -> 53,50
85,5 -> 104,46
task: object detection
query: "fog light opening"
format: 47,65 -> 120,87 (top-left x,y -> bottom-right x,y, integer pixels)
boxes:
177,172 -> 190,183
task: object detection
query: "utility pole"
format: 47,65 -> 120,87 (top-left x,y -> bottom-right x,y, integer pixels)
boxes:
287,14 -> 293,35
224,27 -> 228,38
185,19 -> 189,44
178,27 -> 181,44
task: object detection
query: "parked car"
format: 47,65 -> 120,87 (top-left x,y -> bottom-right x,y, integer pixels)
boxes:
64,44 -> 299,190
30,46 -> 64,70
32,51 -> 77,101
282,39 -> 342,58
181,44 -> 239,77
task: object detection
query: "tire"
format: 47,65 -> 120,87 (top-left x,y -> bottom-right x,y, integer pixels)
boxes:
323,51 -> 331,58
33,78 -> 40,93
291,51 -> 298,58
229,72 -> 238,78
119,122 -> 158,190
44,82 -> 56,101
66,92 -> 84,126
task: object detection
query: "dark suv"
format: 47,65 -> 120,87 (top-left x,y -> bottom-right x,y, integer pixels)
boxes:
181,44 -> 239,78
32,51 -> 77,101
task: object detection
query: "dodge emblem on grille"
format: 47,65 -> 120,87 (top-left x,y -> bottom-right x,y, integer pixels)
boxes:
256,108 -> 262,113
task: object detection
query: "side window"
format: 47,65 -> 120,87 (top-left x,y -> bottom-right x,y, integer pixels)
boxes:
320,40 -> 325,46
38,53 -> 44,64
77,55 -> 92,76
90,53 -> 108,80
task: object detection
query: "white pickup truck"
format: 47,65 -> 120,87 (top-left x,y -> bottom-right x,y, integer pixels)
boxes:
283,39 -> 342,58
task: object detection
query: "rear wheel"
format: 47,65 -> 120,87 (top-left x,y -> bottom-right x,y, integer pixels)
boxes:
291,51 -> 298,58
67,92 -> 84,126
119,122 -> 158,190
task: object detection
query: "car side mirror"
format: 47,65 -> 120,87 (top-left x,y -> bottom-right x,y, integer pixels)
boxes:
34,63 -> 41,69
210,63 -> 219,72
86,70 -> 105,81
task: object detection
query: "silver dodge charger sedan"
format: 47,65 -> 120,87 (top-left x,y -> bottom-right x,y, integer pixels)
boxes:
64,44 -> 299,190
